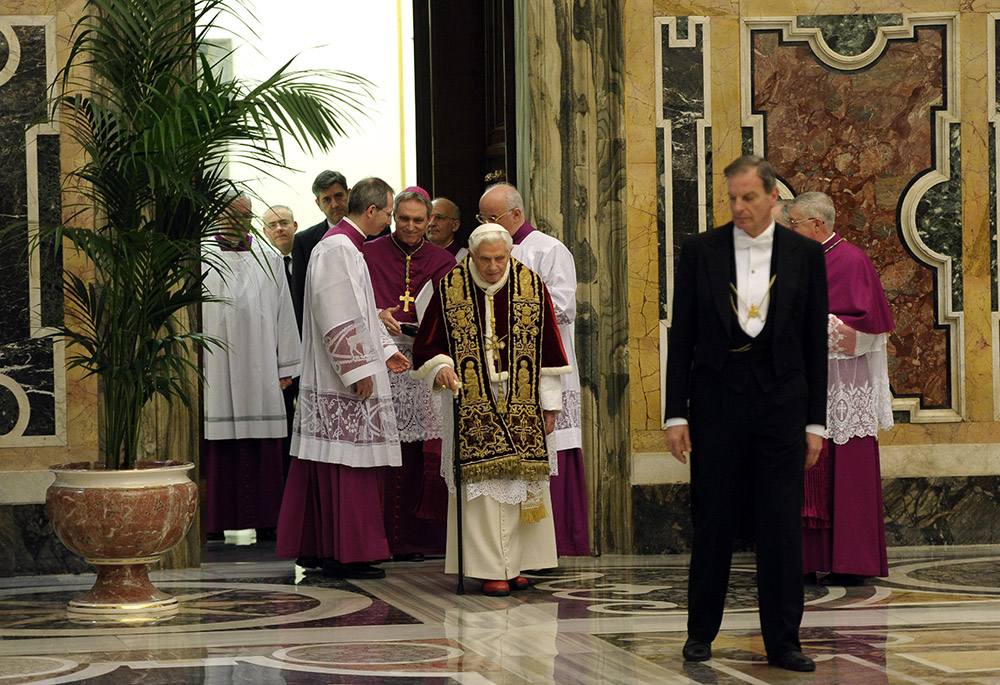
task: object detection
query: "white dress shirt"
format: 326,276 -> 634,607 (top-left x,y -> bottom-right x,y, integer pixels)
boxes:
733,223 -> 774,337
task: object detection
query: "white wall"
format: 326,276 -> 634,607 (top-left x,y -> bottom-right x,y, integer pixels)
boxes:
208,0 -> 416,229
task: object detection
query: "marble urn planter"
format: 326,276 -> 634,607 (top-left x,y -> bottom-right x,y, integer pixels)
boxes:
46,460 -> 198,619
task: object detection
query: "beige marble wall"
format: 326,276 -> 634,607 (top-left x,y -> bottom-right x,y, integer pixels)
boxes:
0,1 -> 199,571
0,0 -> 97,495
627,0 -> 1000,480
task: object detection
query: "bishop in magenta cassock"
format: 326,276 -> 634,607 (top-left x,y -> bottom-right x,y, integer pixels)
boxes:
202,193 -> 300,540
477,183 -> 591,557
362,188 -> 457,560
788,192 -> 895,586
412,224 -> 571,596
276,177 -> 410,580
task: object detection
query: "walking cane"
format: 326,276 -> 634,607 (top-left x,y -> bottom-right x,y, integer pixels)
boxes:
452,387 -> 464,595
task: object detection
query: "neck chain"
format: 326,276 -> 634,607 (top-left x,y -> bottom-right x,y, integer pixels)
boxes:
390,234 -> 425,312
730,274 -> 777,322
824,236 -> 845,253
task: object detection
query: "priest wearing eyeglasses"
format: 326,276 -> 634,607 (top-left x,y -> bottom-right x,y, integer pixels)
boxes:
663,156 -> 828,673
787,191 -> 894,588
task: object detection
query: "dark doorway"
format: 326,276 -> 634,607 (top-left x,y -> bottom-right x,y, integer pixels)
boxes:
413,0 -> 517,247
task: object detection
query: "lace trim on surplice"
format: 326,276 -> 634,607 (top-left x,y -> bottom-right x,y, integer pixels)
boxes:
389,341 -> 444,442
554,389 -> 582,431
323,318 -> 379,377
296,388 -> 398,445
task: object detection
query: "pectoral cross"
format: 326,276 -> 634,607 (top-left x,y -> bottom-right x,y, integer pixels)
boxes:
747,302 -> 761,319
399,254 -> 415,312
399,289 -> 415,312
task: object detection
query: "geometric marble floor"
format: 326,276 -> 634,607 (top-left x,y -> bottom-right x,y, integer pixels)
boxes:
0,537 -> 997,683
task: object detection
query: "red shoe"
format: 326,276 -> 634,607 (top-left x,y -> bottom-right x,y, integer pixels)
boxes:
509,576 -> 529,591
482,579 -> 510,596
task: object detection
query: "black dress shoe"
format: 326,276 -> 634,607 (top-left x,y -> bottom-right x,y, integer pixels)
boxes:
255,527 -> 277,542
391,552 -> 425,562
821,572 -> 865,586
296,556 -> 322,570
682,638 -> 712,662
769,650 -> 815,672
321,560 -> 386,579
206,532 -> 224,543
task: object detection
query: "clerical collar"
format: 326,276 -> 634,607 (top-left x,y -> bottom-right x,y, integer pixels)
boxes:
511,222 -> 534,245
468,258 -> 510,295
822,232 -> 845,253
390,232 -> 425,255
342,217 -> 367,240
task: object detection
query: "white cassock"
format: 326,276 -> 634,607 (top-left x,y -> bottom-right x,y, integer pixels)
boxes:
292,227 -> 401,467
512,230 -> 582,453
203,238 -> 300,440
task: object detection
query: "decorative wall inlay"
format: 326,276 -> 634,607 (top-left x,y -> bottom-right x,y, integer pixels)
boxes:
794,14 -> 903,58
743,14 -> 963,423
0,16 -> 63,447
655,16 -> 711,426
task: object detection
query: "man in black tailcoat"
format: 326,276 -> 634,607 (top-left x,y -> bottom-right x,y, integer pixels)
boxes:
664,155 -> 828,673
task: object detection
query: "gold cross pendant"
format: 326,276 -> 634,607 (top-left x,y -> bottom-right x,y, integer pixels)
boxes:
399,289 -> 415,312
747,303 -> 761,319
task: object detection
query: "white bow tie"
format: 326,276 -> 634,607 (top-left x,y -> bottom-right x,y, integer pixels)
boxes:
733,228 -> 773,251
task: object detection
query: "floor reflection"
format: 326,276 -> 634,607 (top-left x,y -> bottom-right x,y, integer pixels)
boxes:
0,538 -> 996,683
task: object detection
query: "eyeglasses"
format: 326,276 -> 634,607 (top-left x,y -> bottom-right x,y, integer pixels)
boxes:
475,209 -> 512,224
430,212 -> 456,222
265,219 -> 293,229
787,216 -> 822,227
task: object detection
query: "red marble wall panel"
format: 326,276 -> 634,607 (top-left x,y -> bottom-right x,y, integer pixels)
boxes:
754,29 -> 948,408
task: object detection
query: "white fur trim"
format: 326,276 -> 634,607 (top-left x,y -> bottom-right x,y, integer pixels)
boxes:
411,353 -> 454,381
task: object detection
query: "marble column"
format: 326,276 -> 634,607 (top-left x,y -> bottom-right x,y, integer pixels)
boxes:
523,0 -> 631,553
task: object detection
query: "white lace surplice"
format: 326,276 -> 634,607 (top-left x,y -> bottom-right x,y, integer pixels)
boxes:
827,314 -> 893,445
292,234 -> 400,467
388,339 -> 443,443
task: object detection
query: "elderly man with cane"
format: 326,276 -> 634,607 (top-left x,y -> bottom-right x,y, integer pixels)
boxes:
412,223 -> 570,596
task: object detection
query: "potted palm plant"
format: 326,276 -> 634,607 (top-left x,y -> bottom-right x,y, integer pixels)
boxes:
40,0 -> 372,618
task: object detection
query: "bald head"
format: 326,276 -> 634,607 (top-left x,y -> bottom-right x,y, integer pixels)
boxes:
478,183 -> 526,236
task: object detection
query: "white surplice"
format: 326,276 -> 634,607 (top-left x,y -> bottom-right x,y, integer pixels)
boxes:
826,314 -> 894,445
202,239 -> 301,440
292,231 -> 401,467
512,230 -> 582,452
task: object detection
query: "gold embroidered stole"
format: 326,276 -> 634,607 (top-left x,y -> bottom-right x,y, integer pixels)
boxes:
439,259 -> 550,485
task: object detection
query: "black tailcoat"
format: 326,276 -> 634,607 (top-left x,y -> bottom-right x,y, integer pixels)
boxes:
664,222 -> 828,659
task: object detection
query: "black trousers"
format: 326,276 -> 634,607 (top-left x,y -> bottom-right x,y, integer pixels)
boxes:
687,365 -> 807,659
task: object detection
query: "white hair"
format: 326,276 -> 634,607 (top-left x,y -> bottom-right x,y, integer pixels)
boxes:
468,223 -> 512,254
